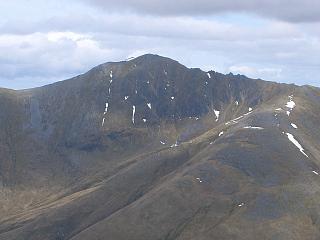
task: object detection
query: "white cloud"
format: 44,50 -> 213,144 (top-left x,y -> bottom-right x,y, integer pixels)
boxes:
47,32 -> 88,42
0,32 -> 120,88
229,65 -> 282,79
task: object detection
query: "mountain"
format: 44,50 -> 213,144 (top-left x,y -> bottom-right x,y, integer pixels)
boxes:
0,54 -> 320,240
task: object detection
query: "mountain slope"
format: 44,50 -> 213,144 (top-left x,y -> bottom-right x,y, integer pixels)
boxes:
0,54 -> 320,240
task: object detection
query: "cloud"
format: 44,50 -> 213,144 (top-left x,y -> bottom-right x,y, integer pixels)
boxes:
0,32 -> 122,89
0,1 -> 319,89
1,27 -> 318,89
0,13 -> 302,41
229,65 -> 282,79
81,0 -> 320,23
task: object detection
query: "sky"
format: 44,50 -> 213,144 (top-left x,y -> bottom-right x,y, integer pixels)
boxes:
0,0 -> 319,89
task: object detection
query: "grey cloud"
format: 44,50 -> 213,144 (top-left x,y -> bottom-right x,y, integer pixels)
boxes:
82,0 -> 320,22
0,14 -> 302,42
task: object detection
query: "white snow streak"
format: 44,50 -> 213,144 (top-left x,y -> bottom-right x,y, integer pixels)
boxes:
207,73 -> 211,78
312,171 -> 319,175
243,126 -> 264,130
132,106 -> 136,124
104,103 -> 109,114
291,123 -> 298,129
147,103 -> 152,109
286,133 -> 308,158
219,131 -> 224,137
214,110 -> 220,122
102,70 -> 113,126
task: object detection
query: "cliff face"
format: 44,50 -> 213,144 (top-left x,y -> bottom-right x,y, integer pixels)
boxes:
1,54 -> 320,240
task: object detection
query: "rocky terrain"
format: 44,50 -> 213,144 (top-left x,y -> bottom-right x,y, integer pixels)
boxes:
0,54 -> 320,240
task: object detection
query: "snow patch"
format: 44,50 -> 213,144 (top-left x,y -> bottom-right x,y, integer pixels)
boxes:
249,107 -> 253,112
286,100 -> 296,109
286,133 -> 308,158
125,96 -> 129,100
243,126 -> 264,130
170,141 -> 179,148
225,113 -> 247,125
196,177 -> 203,183
238,203 -> 245,207
214,110 -> 220,122
235,101 -> 239,106
312,171 -> 319,175
104,103 -> 109,114
142,118 -> 147,123
285,95 -> 296,116
132,106 -> 136,124
160,141 -> 166,145
291,123 -> 298,129
219,131 -> 224,137
207,72 -> 211,78
171,96 -> 175,100
147,103 -> 152,109
232,116 -> 243,123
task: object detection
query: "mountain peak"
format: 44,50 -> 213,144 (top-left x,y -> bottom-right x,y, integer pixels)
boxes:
129,53 -> 178,63
1,55 -> 320,240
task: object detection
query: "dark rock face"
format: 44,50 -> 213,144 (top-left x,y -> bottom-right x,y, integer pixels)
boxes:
0,54 -> 320,240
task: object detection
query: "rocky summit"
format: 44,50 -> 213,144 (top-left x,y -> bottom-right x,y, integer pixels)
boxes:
1,54 -> 320,240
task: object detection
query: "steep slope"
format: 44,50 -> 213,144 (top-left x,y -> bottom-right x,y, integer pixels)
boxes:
0,54 -> 320,240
